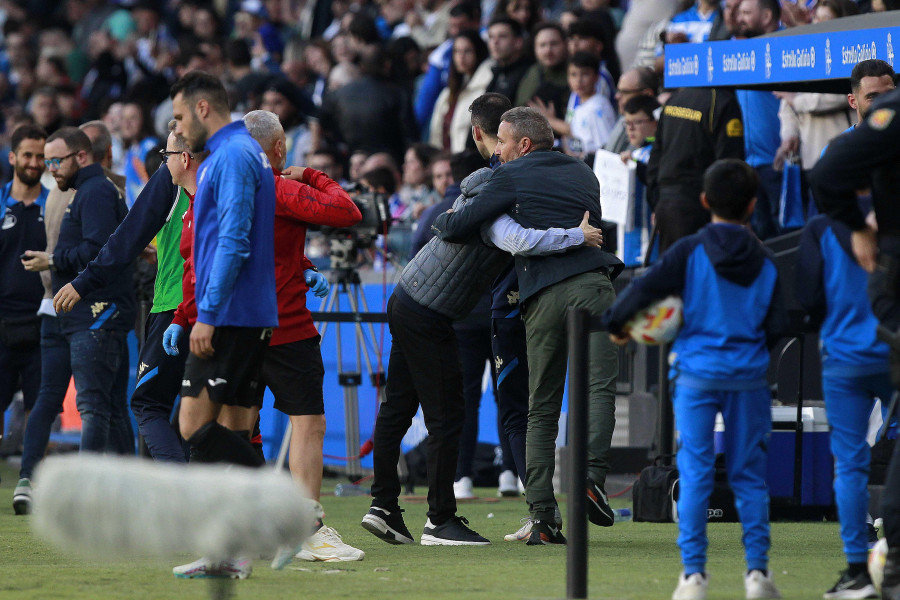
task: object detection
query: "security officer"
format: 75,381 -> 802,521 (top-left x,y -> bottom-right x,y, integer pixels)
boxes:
646,87 -> 745,252
812,86 -> 900,600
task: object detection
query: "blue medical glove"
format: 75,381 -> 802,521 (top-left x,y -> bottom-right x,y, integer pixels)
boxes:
162,324 -> 184,356
304,269 -> 329,298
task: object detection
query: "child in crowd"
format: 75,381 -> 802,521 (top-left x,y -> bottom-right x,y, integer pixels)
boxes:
604,159 -> 788,600
621,94 -> 660,166
564,51 -> 617,161
796,213 -> 892,599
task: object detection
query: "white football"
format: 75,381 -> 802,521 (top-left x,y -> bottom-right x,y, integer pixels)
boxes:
870,537 -> 888,592
627,296 -> 684,345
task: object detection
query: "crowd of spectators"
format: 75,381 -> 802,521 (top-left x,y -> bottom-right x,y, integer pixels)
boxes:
0,0 -> 892,274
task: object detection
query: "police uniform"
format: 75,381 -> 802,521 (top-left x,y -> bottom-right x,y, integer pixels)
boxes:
646,87 -> 745,252
813,86 -> 900,599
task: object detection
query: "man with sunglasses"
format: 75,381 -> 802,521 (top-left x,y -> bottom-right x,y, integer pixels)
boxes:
53,123 -> 190,465
22,126 -> 134,456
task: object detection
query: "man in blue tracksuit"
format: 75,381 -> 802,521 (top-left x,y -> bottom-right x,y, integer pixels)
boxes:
170,71 -> 277,468
795,214 -> 889,599
604,159 -> 787,600
53,147 -> 188,463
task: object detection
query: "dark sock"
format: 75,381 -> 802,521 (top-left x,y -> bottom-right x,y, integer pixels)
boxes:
747,569 -> 767,577
187,422 -> 265,467
848,562 -> 868,578
233,429 -> 266,463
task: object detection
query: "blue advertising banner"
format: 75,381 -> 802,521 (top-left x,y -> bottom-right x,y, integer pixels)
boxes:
664,25 -> 900,88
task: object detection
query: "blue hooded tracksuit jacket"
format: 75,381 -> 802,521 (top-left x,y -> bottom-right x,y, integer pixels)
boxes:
604,223 -> 788,574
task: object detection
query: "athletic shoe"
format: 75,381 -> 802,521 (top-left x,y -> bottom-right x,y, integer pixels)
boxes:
453,476 -> 475,499
823,570 -> 877,599
296,525 -> 365,562
745,570 -> 782,599
360,506 -> 415,545
586,477 -> 614,527
672,572 -> 708,600
525,520 -> 567,545
868,523 -> 879,550
173,557 -> 252,579
504,517 -> 534,542
13,478 -> 32,515
498,470 -> 519,497
421,515 -> 491,545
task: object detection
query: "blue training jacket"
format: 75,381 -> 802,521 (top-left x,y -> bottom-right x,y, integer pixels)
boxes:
604,223 -> 788,390
52,163 -> 135,334
193,121 -> 277,328
735,90 -> 781,168
795,214 -> 889,377
71,163 -> 177,301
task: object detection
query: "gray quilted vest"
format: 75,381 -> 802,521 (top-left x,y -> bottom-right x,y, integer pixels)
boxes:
399,167 -> 511,320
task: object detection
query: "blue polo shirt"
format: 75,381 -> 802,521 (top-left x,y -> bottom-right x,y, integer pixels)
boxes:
0,181 -> 48,317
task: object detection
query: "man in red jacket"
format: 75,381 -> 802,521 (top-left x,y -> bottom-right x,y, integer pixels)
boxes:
167,111 -> 364,576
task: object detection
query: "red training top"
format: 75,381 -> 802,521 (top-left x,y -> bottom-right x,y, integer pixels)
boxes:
172,168 -> 361,347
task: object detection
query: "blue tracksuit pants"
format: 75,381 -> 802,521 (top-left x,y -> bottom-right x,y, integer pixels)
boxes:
673,385 -> 771,575
822,371 -> 893,564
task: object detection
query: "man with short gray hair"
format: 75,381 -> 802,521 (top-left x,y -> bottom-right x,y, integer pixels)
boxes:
433,106 -> 623,545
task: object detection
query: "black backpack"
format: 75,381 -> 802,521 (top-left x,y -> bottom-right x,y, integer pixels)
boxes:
633,461 -> 679,522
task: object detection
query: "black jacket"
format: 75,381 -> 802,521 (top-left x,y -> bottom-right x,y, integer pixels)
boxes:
646,87 -> 745,209
0,196 -> 45,318
432,149 -> 622,303
813,87 -> 900,237
53,163 -> 134,333
486,56 -> 534,106
319,75 -> 418,165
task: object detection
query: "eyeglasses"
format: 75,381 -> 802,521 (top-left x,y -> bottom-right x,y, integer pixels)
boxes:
44,152 -> 77,169
624,118 -> 654,129
159,149 -> 191,163
616,88 -> 648,96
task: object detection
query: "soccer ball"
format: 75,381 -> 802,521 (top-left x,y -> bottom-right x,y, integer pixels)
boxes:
627,296 -> 683,345
870,537 -> 888,592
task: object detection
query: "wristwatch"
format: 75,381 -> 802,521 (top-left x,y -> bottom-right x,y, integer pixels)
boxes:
48,255 -> 56,272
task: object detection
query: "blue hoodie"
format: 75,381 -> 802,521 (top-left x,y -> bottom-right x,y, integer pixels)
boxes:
604,223 -> 788,390
795,214 -> 889,377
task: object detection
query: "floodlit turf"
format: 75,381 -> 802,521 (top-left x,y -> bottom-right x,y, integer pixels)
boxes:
0,460 -> 846,599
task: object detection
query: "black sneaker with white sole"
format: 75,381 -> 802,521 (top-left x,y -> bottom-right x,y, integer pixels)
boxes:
420,516 -> 491,545
586,478 -> 614,527
823,569 -> 877,599
526,520 -> 567,545
360,506 -> 415,545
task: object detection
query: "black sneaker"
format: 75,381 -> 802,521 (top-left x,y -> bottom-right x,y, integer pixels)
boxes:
360,506 -> 415,545
420,515 -> 491,545
823,569 -> 877,599
526,520 -> 567,545
586,478 -> 614,527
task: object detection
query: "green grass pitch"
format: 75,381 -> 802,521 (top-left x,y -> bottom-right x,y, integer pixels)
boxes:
0,461 -> 847,599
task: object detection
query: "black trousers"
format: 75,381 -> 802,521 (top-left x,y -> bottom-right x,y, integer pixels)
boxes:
371,294 -> 464,524
654,187 -> 711,253
131,310 -> 189,463
454,323 -> 515,480
876,239 -> 900,547
492,316 -> 529,484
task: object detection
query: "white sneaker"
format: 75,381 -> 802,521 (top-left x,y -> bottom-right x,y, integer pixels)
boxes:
454,476 -> 475,500
498,470 -> 519,497
745,570 -> 782,599
173,557 -> 252,579
672,572 -> 708,600
504,517 -> 534,541
296,525 -> 365,562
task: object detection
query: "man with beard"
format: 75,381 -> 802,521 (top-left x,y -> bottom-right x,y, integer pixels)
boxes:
0,124 -> 48,456
168,71 -> 277,471
21,127 -> 134,456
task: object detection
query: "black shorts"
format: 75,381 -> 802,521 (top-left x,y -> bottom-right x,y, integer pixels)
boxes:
181,326 -> 272,408
262,335 -> 325,416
